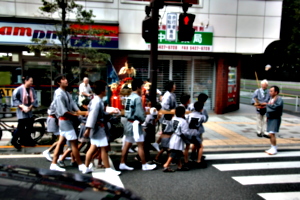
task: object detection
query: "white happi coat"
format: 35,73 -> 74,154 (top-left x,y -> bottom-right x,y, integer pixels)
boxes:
169,116 -> 190,151
55,88 -> 79,131
85,95 -> 106,138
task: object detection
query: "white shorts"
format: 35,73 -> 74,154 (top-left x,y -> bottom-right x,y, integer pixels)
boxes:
90,133 -> 108,147
60,129 -> 77,141
125,134 -> 145,143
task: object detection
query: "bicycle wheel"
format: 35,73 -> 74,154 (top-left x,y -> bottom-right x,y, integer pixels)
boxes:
31,118 -> 46,143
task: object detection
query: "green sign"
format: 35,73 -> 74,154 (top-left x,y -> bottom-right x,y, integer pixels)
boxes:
157,30 -> 213,45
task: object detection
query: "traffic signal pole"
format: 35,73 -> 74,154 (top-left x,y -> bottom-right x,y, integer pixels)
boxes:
149,1 -> 159,107
148,0 -> 193,107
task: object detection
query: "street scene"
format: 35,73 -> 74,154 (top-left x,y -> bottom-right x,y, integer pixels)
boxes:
1,0 -> 300,199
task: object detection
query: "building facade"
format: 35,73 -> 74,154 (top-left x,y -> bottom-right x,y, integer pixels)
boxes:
0,0 -> 282,113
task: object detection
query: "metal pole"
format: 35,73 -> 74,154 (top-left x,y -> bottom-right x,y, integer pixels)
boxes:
149,2 -> 159,107
296,95 -> 299,112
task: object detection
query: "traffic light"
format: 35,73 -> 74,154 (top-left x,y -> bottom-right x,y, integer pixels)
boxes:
142,16 -> 153,43
178,13 -> 195,41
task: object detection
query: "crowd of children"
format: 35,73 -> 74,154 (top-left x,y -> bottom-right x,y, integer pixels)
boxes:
43,77 -> 209,174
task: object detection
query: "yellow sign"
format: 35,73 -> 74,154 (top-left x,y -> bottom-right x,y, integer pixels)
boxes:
0,88 -> 15,97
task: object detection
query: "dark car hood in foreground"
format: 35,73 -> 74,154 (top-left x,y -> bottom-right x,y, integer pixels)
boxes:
0,164 -> 140,200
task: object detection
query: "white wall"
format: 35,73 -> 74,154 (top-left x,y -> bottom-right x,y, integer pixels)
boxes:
0,0 -> 282,54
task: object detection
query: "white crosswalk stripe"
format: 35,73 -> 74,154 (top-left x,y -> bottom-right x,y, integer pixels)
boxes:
205,151 -> 300,160
258,192 -> 300,200
213,161 -> 300,171
232,174 -> 300,185
209,151 -> 300,200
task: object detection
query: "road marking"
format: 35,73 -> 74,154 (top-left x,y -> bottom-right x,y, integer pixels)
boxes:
92,157 -> 124,189
257,192 -> 300,200
232,174 -> 300,185
205,151 -> 300,160
0,155 -> 45,158
213,161 -> 300,171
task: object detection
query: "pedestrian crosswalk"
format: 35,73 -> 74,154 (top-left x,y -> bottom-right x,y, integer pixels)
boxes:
210,151 -> 300,200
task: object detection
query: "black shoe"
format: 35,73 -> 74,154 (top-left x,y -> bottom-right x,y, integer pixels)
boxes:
70,161 -> 78,167
263,134 -> 270,139
152,159 -> 162,165
257,133 -> 262,137
196,161 -> 207,168
11,141 -> 22,151
57,160 -> 66,168
163,167 -> 175,172
176,166 -> 190,171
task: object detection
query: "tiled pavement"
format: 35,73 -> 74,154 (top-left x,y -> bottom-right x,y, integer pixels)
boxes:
203,104 -> 300,150
1,104 -> 300,154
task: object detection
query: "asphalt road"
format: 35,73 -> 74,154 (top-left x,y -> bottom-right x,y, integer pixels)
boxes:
1,150 -> 300,200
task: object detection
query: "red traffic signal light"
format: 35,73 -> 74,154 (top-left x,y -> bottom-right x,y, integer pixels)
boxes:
178,13 -> 195,41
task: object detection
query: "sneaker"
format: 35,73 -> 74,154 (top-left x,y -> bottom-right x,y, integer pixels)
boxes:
265,148 -> 277,155
57,160 -> 66,168
151,143 -> 160,151
263,134 -> 270,139
78,164 -> 88,172
119,163 -> 134,171
82,167 -> 93,174
88,163 -> 93,170
50,163 -> 66,172
257,133 -> 262,137
128,148 -> 135,153
142,163 -> 156,171
105,168 -> 121,176
43,150 -> 52,162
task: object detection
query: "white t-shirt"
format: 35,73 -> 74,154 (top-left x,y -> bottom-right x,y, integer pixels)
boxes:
78,83 -> 92,106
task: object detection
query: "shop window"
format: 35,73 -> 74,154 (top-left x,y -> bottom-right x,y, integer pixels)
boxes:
0,52 -> 19,62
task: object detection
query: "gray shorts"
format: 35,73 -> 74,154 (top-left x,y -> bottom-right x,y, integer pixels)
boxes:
161,137 -> 171,149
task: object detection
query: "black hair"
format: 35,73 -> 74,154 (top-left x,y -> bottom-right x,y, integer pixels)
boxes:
194,101 -> 204,112
22,76 -> 33,83
197,93 -> 208,103
104,100 -> 108,107
81,98 -> 91,106
93,80 -> 107,95
270,85 -> 280,94
54,74 -> 67,86
180,93 -> 191,105
164,80 -> 175,92
175,106 -> 185,118
154,102 -> 162,111
131,78 -> 144,91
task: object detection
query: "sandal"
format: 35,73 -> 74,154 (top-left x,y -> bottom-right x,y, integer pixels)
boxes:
176,167 -> 189,171
163,168 -> 175,172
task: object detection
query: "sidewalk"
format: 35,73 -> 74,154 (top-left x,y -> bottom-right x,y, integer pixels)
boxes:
1,104 -> 300,154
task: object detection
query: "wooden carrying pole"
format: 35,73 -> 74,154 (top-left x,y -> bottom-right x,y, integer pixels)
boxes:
254,71 -> 260,88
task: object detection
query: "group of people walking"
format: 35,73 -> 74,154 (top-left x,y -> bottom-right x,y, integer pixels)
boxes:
11,75 -> 283,175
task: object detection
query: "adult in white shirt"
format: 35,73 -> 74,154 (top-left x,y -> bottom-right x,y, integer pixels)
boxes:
78,77 -> 92,106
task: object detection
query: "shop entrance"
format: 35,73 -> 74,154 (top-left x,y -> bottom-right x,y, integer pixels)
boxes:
129,55 -> 215,110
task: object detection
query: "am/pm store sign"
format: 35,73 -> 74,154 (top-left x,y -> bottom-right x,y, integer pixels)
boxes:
146,13 -> 213,52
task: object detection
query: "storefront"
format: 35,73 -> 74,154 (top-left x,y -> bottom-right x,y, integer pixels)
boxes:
0,17 -> 119,108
